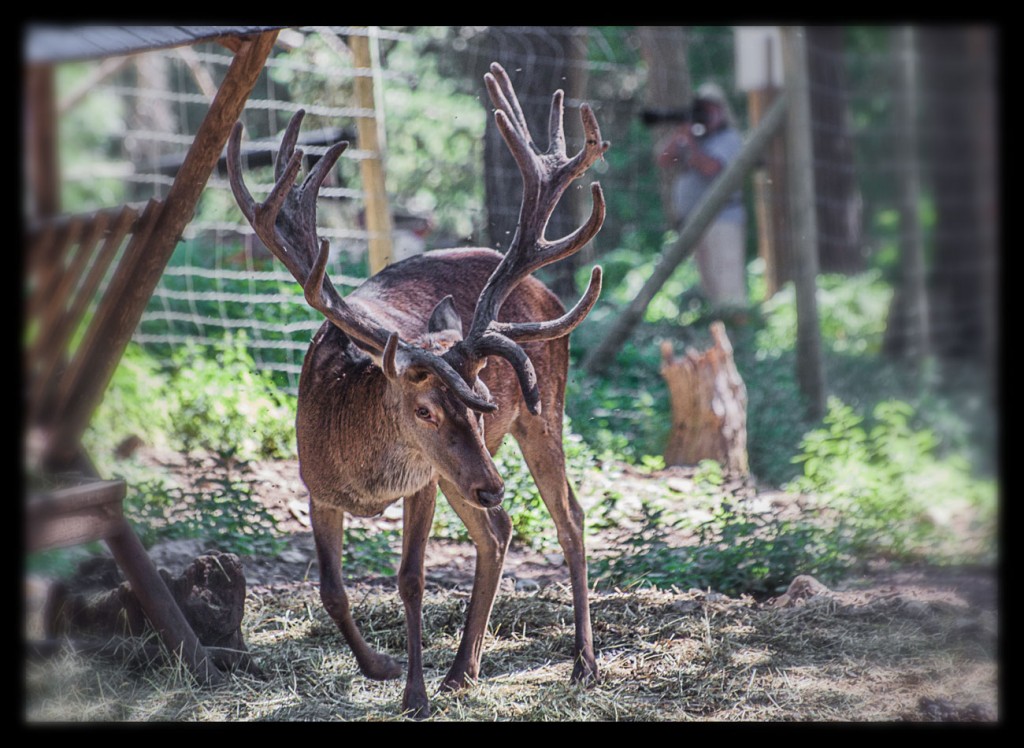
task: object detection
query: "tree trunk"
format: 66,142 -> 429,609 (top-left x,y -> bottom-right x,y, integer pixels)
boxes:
806,26 -> 864,274
783,26 -> 826,421
917,26 -> 997,368
482,28 -> 579,253
883,26 -> 931,370
660,322 -> 749,475
637,26 -> 691,223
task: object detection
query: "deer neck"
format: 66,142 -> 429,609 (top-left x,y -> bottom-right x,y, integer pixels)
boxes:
298,344 -> 435,516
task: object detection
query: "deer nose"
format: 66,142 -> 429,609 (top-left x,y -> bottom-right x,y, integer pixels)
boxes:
475,487 -> 504,508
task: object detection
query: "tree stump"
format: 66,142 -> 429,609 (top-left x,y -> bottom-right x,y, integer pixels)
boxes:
41,550 -> 261,676
660,321 -> 749,474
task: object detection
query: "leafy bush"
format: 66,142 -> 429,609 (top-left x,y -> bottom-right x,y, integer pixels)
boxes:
754,271 -> 893,358
590,461 -> 847,597
786,397 -> 997,564
87,335 -> 297,465
342,526 -> 402,578
86,342 -> 176,460
125,459 -> 286,557
76,337 -> 296,559
168,333 -> 297,460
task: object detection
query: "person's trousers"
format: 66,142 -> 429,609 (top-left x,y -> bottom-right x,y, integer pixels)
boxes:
694,220 -> 746,307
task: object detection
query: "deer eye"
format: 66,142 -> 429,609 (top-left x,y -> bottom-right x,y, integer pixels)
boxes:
414,406 -> 432,421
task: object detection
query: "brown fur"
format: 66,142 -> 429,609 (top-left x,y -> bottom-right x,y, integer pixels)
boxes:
295,248 -> 596,717
227,60 -> 606,718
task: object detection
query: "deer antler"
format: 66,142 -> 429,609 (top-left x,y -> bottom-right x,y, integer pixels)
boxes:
452,62 -> 609,415
227,111 -> 496,413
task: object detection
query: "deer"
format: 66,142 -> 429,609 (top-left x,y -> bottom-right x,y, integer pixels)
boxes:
226,62 -> 609,718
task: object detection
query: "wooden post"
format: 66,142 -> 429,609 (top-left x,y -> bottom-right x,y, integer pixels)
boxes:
746,34 -> 784,299
660,322 -> 748,475
24,63 -> 60,218
782,26 -> 825,421
350,27 -> 394,275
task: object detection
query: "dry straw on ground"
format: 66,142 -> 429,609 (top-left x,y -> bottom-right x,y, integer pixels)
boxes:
25,566 -> 997,722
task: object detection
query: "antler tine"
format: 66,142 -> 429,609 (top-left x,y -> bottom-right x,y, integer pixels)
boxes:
229,111 -> 498,413
275,109 -> 306,183
495,265 -> 603,344
482,65 -> 608,292
548,88 -> 567,157
485,63 -> 536,153
227,111 -> 392,354
451,63 -> 609,416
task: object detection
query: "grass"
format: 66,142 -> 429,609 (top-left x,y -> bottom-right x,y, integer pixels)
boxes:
24,574 -> 998,722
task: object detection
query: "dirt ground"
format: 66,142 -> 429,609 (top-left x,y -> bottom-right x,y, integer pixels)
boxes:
24,448 -> 1001,723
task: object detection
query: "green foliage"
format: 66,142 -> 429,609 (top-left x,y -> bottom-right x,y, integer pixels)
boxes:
168,333 -> 296,460
343,526 -> 401,578
55,62 -> 127,211
740,267 -> 897,486
87,336 -> 297,472
269,30 -> 487,244
78,337 -> 298,559
379,58 -> 486,242
589,233 -> 708,327
85,342 -> 176,460
787,397 -> 997,564
591,461 -> 847,596
124,456 -> 286,557
754,270 -> 893,358
739,347 -> 814,488
139,238 -> 352,393
589,388 -> 998,595
566,331 -> 670,464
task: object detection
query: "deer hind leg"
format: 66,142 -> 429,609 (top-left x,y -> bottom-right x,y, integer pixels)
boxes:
513,419 -> 599,684
397,484 -> 437,719
437,478 -> 513,692
310,501 -> 403,681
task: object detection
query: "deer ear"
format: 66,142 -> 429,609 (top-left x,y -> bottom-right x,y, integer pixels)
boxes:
427,295 -> 463,337
381,331 -> 401,380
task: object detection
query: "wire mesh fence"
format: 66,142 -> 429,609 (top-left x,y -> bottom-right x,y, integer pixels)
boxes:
47,25 -> 998,395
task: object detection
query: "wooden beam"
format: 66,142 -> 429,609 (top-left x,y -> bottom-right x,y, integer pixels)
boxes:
26,480 -> 127,553
24,64 -> 60,218
782,26 -> 825,420
45,30 -> 280,469
583,94 -> 788,375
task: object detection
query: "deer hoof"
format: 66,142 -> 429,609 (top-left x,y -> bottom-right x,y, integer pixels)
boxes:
402,689 -> 431,720
439,669 -> 477,693
571,658 -> 600,687
360,652 -> 403,681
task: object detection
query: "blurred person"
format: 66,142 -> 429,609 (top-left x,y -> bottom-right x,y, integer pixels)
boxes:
656,82 -> 747,308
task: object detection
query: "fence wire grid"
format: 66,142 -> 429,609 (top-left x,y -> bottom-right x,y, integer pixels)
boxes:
43,25 -> 998,394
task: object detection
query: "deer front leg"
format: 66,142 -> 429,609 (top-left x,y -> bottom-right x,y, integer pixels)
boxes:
437,479 -> 513,691
311,501 -> 403,681
514,423 -> 599,684
398,485 -> 437,719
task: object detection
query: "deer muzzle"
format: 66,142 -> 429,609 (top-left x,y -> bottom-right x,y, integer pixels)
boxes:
474,487 -> 505,508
